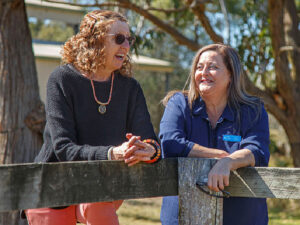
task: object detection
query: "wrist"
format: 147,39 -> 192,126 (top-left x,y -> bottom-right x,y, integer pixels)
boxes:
142,139 -> 161,163
107,147 -> 114,160
111,146 -> 122,160
220,157 -> 234,170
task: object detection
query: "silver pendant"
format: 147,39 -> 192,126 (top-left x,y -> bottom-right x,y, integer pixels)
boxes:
98,105 -> 106,114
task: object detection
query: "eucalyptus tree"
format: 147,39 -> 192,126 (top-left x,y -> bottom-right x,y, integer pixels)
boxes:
0,0 -> 43,224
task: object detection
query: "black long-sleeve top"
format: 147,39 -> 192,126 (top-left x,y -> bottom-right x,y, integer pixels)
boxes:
35,64 -> 157,162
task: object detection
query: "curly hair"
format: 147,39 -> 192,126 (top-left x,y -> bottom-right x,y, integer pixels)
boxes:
61,10 -> 132,78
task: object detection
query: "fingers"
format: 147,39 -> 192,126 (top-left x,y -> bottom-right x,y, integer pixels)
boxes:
208,174 -> 229,192
126,133 -> 149,148
124,146 -> 155,166
207,159 -> 231,192
221,151 -> 230,158
123,145 -> 139,158
127,135 -> 141,147
125,155 -> 151,167
126,133 -> 133,140
124,147 -> 154,162
124,134 -> 156,166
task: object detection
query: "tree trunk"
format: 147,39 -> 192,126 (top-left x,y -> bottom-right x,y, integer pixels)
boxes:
0,0 -> 43,224
268,0 -> 300,167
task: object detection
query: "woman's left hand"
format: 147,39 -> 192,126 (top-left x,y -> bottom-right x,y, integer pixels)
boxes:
124,133 -> 156,166
207,149 -> 255,192
207,157 -> 232,192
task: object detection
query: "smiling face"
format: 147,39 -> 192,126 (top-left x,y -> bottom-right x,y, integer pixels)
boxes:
194,50 -> 231,99
103,20 -> 130,73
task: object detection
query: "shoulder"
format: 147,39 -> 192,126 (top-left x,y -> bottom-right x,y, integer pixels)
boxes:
48,64 -> 84,88
168,92 -> 187,105
165,92 -> 189,111
240,100 -> 266,114
48,64 -> 77,83
239,100 -> 268,124
116,74 -> 144,98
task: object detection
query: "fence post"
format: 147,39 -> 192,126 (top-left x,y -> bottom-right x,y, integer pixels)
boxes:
178,158 -> 223,225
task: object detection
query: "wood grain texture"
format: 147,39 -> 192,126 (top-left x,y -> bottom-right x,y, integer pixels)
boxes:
226,166 -> 300,199
1,158 -> 300,213
178,158 -> 223,225
0,159 -> 178,212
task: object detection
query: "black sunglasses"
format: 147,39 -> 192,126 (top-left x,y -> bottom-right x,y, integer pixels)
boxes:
107,33 -> 136,46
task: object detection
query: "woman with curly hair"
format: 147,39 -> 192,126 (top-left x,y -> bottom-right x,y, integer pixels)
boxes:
25,10 -> 160,225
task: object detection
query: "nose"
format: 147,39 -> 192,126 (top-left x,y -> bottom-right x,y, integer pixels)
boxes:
201,65 -> 209,76
121,39 -> 130,49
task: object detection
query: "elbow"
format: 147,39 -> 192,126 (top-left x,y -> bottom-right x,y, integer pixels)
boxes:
161,139 -> 192,158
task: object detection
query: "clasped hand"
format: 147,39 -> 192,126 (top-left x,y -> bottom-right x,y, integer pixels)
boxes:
112,133 -> 156,166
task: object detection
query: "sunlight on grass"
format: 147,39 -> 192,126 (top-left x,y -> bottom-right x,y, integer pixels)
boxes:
117,198 -> 162,225
78,198 -> 300,224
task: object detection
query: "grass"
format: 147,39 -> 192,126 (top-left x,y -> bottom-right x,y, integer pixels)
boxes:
77,198 -> 300,224
116,198 -> 300,225
117,198 -> 161,225
268,199 -> 300,225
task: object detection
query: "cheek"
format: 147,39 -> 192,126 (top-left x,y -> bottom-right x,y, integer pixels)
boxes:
194,73 -> 201,85
224,74 -> 231,88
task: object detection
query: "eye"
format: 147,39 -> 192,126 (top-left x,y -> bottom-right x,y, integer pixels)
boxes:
196,65 -> 203,70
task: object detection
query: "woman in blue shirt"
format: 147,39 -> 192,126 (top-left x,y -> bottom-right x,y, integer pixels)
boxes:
160,43 -> 270,225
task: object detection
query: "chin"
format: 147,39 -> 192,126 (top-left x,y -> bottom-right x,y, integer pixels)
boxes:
199,85 -> 213,92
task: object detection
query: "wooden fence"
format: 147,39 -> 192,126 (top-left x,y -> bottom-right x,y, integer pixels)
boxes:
1,158 -> 300,224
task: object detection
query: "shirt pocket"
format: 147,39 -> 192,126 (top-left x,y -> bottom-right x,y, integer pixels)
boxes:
219,134 -> 241,154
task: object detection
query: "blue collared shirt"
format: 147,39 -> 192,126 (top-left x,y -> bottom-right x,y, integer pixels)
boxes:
159,93 -> 270,225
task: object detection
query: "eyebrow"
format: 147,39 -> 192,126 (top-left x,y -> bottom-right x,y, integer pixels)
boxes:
197,61 -> 216,66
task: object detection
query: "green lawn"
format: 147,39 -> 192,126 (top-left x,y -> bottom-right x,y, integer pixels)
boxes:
117,198 -> 161,225
117,198 -> 300,225
78,198 -> 300,224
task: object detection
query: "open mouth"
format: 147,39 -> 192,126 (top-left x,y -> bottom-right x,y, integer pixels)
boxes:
201,79 -> 213,83
115,54 -> 125,60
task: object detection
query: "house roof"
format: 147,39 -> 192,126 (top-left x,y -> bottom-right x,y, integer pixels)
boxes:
33,42 -> 174,72
26,0 -> 85,25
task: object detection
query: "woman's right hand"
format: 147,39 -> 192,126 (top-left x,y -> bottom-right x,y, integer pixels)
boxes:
111,133 -> 156,166
111,135 -> 141,160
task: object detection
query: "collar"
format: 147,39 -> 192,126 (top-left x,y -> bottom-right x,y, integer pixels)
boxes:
192,97 -> 235,122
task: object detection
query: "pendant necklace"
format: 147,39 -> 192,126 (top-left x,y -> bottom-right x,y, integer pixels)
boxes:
90,73 -> 114,114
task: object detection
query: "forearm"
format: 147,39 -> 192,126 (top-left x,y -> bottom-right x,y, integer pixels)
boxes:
188,143 -> 229,158
226,149 -> 255,171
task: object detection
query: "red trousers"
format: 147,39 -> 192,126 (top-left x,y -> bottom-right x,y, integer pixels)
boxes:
25,201 -> 123,225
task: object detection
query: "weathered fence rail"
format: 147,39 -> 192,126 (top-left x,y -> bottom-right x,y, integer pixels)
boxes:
1,158 -> 300,224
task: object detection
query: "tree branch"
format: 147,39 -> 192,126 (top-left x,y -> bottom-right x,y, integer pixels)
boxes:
283,0 -> 300,97
186,0 -> 223,43
43,0 -> 201,51
146,6 -> 188,14
219,0 -> 230,43
268,0 -> 297,116
244,73 -> 287,123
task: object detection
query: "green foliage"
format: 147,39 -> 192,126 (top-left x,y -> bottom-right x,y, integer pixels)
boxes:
29,19 -> 74,42
134,71 -> 165,134
233,0 -> 274,88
